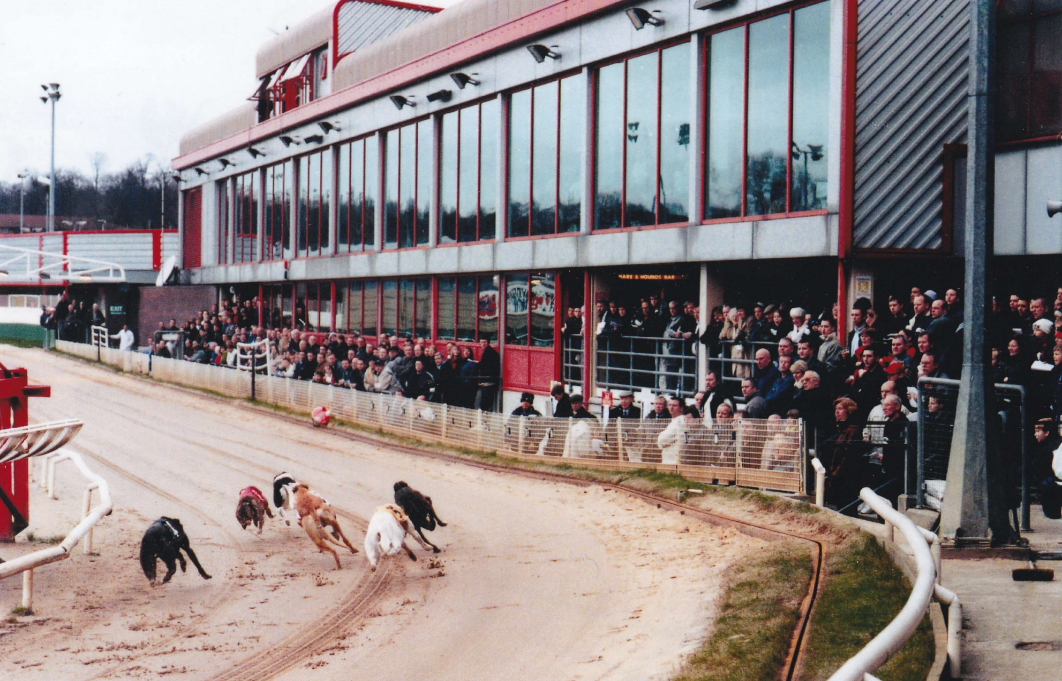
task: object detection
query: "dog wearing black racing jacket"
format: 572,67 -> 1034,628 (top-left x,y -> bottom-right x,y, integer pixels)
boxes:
139,517 -> 212,585
393,481 -> 447,553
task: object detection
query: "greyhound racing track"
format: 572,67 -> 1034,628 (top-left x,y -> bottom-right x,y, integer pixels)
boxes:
0,347 -> 761,681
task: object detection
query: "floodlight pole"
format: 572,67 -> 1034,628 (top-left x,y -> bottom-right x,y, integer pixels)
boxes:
49,96 -> 56,232
941,0 -> 1012,543
17,173 -> 28,232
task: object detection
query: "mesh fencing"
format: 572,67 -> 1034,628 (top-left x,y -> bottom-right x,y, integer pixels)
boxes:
55,340 -> 806,493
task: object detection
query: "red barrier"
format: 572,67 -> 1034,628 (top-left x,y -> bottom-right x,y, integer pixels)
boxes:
0,365 -> 50,539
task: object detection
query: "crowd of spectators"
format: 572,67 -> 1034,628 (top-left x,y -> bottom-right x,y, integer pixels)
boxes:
150,295 -> 503,412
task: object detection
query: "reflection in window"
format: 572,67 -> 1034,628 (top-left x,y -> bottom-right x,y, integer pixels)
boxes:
415,278 -> 431,339
334,284 -> 345,333
509,75 -> 583,237
998,4 -> 1062,142
381,280 -> 397,337
216,180 -> 229,265
478,275 -> 499,343
530,272 -> 555,348
704,1 -> 831,219
347,281 -> 362,334
264,161 -> 292,260
233,171 -> 259,263
441,100 -> 498,244
791,2 -> 830,211
505,274 -> 529,345
437,278 -> 456,339
398,279 -> 415,337
337,137 -> 377,252
746,15 -> 789,216
595,42 -> 690,229
706,29 -> 744,219
297,151 -> 331,257
457,276 -> 477,341
384,122 -> 430,249
363,280 -> 378,337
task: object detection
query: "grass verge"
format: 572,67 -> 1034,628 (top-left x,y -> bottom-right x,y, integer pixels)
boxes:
800,534 -> 935,681
676,542 -> 813,681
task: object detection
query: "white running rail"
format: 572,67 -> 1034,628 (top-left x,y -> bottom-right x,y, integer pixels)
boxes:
0,420 -> 112,614
0,243 -> 126,283
90,325 -> 108,348
827,488 -> 961,681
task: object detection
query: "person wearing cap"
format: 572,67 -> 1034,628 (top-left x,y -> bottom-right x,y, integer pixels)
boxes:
1031,318 -> 1055,361
608,391 -> 641,420
570,394 -> 596,420
511,393 -> 542,418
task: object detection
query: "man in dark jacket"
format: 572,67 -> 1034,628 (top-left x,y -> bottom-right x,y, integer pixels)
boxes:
511,392 -> 543,418
752,349 -> 781,396
849,346 -> 887,418
608,391 -> 641,420
570,394 -> 595,420
402,360 -> 435,400
552,383 -> 573,418
476,338 -> 501,411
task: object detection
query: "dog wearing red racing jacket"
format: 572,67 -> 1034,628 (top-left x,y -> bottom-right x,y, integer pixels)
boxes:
236,486 -> 274,534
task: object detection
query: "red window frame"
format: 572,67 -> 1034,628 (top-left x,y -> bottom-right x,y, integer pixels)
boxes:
232,170 -> 259,264
271,56 -> 313,116
295,150 -> 331,259
379,277 -> 431,338
700,0 -> 831,223
341,280 -> 380,339
503,271 -> 555,349
592,38 -> 692,231
507,71 -> 584,238
998,3 -> 1062,145
382,118 -> 431,250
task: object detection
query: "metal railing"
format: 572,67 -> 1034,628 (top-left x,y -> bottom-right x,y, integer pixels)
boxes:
0,420 -> 112,614
562,334 -> 583,394
916,377 -> 1029,530
595,334 -> 699,398
55,339 -> 806,493
824,487 -> 961,681
153,330 -> 186,360
0,243 -> 126,283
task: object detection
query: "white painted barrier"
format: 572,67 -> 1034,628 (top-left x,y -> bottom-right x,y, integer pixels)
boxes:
827,488 -> 961,681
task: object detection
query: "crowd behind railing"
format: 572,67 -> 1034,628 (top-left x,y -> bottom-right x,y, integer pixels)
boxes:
59,284 -> 1062,515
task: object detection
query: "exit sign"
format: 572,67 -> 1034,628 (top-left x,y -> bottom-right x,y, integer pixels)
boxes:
109,305 -> 124,315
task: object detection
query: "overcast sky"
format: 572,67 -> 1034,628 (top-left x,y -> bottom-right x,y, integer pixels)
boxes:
0,0 -> 463,183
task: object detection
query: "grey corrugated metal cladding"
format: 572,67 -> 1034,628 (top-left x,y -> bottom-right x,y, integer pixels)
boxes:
853,0 -> 969,249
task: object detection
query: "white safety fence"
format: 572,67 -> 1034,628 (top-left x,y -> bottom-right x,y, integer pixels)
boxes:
809,476 -> 961,681
56,340 -> 806,492
0,419 -> 111,613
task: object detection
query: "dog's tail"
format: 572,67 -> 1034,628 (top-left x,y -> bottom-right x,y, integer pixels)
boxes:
139,540 -> 156,582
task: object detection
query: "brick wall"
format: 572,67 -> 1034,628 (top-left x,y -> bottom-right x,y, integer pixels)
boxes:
137,286 -> 216,345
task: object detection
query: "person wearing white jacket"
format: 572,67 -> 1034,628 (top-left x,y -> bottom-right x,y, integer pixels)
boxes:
111,325 -> 135,351
656,398 -> 690,465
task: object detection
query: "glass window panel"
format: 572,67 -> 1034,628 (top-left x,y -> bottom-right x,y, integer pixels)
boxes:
440,111 -> 458,244
437,277 -> 456,340
530,272 -> 555,348
217,180 -> 229,265
321,284 -> 332,331
706,28 -> 746,220
595,62 -> 624,229
296,158 -> 308,256
1030,14 -> 1062,137
532,81 -> 559,236
416,120 -> 432,246
659,43 -> 691,224
308,154 -> 321,257
363,280 -> 378,336
558,75 -> 583,233
1001,0 -> 1031,17
399,124 -> 416,248
746,15 -> 790,216
307,283 -> 319,330
791,3 -> 831,212
384,131 -> 399,248
479,98 -> 499,240
351,139 -> 365,249
364,136 -> 378,247
282,161 -> 293,259
349,281 -> 362,334
625,52 -> 659,227
282,286 -> 292,328
415,278 -> 431,339
264,167 -> 277,260
478,275 -> 499,343
505,274 -> 529,346
459,105 -> 480,242
320,151 -> 331,253
508,89 -> 532,237
456,276 -> 476,341
398,279 -> 415,337
381,280 -> 397,337
338,144 -> 351,251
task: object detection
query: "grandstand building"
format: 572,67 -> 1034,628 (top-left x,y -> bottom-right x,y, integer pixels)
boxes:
173,0 -> 1058,409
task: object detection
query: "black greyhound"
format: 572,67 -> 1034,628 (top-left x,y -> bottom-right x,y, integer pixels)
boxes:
139,517 -> 212,585
393,481 -> 447,553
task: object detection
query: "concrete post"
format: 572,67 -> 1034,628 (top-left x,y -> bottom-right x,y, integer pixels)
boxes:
941,0 -> 1012,542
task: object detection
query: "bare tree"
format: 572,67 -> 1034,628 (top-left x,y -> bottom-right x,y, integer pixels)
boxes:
90,153 -> 106,220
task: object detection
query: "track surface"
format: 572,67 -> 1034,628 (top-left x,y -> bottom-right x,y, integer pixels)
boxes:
0,347 -> 760,680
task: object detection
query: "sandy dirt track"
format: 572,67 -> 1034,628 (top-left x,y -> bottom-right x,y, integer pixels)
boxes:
0,347 -> 764,680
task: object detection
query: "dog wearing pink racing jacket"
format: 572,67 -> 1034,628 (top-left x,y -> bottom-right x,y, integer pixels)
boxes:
236,485 -> 274,534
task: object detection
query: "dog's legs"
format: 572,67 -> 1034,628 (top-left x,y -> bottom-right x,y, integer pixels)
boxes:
415,525 -> 440,553
182,547 -> 212,580
302,515 -> 341,569
364,533 -> 381,571
405,525 -> 434,553
426,499 -> 447,527
161,556 -> 177,583
324,518 -> 359,554
401,537 -> 418,562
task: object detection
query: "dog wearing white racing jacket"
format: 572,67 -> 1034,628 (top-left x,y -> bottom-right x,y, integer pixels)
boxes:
364,504 -> 433,571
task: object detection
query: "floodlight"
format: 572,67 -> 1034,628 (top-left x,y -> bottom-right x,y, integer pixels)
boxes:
527,44 -> 560,63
